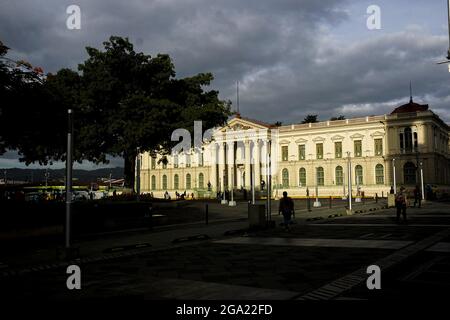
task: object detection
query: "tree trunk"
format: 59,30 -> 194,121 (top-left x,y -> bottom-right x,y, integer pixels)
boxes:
124,151 -> 137,190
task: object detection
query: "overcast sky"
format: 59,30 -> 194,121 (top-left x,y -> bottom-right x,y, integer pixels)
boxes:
1,0 -> 449,169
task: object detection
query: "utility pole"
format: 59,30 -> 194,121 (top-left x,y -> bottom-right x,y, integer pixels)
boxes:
65,109 -> 73,251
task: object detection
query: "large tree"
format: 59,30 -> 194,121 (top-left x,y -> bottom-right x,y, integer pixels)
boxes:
76,36 -> 231,187
0,40 -> 51,159
0,36 -> 231,188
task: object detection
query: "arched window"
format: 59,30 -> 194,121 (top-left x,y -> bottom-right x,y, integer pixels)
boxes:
404,128 -> 413,152
151,175 -> 156,190
282,169 -> 289,188
316,167 -> 324,186
173,155 -> 179,168
375,164 -> 384,185
299,168 -> 306,187
174,174 -> 179,190
404,162 -> 416,184
186,173 -> 191,189
335,166 -> 343,185
198,173 -> 204,189
162,175 -> 168,190
355,165 -> 363,185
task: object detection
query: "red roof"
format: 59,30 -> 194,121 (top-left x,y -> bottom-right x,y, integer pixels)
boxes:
391,98 -> 428,114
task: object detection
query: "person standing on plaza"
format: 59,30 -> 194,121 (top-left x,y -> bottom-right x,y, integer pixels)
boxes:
395,186 -> 407,223
279,191 -> 295,231
413,185 -> 422,208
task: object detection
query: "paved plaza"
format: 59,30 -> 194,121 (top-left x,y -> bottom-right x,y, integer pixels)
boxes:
1,200 -> 450,300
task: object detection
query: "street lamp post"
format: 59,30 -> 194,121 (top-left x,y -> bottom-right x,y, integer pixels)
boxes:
251,162 -> 255,205
221,169 -> 228,204
342,169 -> 346,200
313,167 -> 322,207
392,158 -> 397,194
136,153 -> 141,199
45,168 -> 49,188
347,151 -> 352,213
65,109 -> 73,251
229,170 -> 236,206
420,161 -> 425,200
267,140 -> 272,220
447,0 -> 450,60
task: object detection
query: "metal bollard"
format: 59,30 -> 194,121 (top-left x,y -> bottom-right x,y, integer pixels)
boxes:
375,193 -> 378,203
146,205 -> 153,230
205,203 -> 209,225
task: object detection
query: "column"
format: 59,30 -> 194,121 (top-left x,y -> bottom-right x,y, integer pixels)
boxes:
209,143 -> 217,192
254,139 -> 261,189
218,142 -> 225,192
227,141 -> 234,190
245,140 -> 251,188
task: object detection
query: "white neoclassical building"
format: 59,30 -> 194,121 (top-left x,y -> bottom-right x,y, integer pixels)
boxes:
137,99 -> 450,199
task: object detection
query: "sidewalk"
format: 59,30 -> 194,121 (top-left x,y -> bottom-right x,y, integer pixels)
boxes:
2,201 -> 449,300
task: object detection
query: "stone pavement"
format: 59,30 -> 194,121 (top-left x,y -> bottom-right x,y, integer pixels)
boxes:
0,199 -> 385,271
2,199 -> 449,300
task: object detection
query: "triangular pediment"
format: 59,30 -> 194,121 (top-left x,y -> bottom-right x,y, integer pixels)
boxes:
350,133 -> 364,139
312,136 -> 325,142
295,138 -> 308,144
219,117 -> 271,133
331,135 -> 345,141
370,131 -> 385,138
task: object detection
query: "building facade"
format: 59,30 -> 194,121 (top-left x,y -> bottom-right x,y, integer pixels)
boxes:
138,100 -> 450,198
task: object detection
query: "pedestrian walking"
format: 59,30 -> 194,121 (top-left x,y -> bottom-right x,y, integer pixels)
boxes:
395,186 -> 407,223
278,191 -> 295,231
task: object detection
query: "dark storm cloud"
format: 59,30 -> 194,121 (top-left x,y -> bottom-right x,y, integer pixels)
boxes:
0,0 -> 449,127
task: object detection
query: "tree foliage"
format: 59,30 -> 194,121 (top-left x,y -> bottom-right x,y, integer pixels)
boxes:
0,36 -> 231,187
330,115 -> 345,121
301,114 -> 318,124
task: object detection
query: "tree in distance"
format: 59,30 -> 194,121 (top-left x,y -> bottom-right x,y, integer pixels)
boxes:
301,114 -> 318,124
